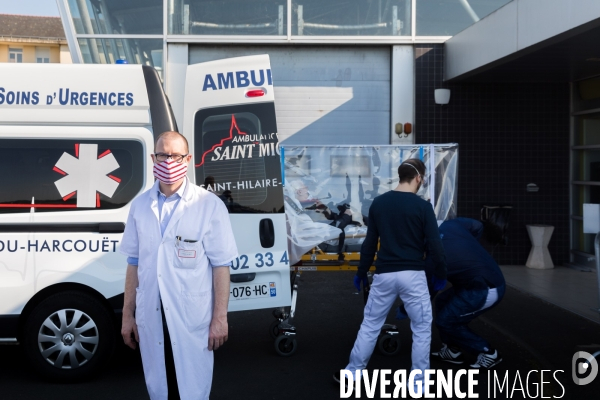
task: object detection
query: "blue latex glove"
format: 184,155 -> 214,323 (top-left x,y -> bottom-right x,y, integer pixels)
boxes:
396,306 -> 408,320
431,276 -> 447,292
354,275 -> 368,291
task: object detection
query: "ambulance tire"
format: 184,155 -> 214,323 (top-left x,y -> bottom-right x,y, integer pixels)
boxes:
377,334 -> 401,356
23,291 -> 116,382
274,335 -> 297,357
269,320 -> 280,339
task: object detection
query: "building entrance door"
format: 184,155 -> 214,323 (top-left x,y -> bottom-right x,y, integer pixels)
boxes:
571,113 -> 600,269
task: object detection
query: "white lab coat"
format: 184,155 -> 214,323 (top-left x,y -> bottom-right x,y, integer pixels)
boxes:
120,178 -> 238,400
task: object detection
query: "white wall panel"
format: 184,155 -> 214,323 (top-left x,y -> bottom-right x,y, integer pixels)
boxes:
446,0 -> 518,80
518,0 -> 600,50
166,43 -> 188,130
391,45 -> 414,144
446,0 -> 600,80
189,46 -> 391,145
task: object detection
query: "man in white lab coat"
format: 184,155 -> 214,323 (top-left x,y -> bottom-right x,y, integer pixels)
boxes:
120,131 -> 238,400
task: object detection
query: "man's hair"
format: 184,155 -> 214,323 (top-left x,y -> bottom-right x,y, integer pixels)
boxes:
155,131 -> 189,153
398,158 -> 426,184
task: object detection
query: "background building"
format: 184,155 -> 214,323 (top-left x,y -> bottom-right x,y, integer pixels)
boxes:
0,13 -> 71,63
56,0 -> 600,269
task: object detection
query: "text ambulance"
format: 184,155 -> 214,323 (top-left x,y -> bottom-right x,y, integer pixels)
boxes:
0,56 -> 290,381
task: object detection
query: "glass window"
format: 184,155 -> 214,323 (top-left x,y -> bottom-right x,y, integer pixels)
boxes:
572,219 -> 595,254
575,115 -> 600,146
571,182 -> 600,217
573,149 -> 600,183
194,103 -> 284,214
169,0 -> 287,35
67,0 -> 163,34
292,0 -> 410,36
573,77 -> 600,113
8,48 -> 23,63
330,156 -> 371,177
571,112 -> 600,259
0,139 -> 144,214
78,38 -> 163,73
416,0 -> 512,36
36,47 -> 51,63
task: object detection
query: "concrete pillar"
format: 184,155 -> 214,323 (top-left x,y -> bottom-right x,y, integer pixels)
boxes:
165,43 -> 188,131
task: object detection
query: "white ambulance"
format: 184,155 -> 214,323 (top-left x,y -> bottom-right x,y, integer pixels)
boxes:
0,56 -> 290,381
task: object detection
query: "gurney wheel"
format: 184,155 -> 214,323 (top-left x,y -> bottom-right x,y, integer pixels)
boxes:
269,320 -> 280,339
274,335 -> 297,357
377,334 -> 400,356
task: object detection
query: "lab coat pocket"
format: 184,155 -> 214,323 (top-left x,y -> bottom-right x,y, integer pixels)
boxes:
181,290 -> 212,332
135,287 -> 145,328
174,240 -> 201,269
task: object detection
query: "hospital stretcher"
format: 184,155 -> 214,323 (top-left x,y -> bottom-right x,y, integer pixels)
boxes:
267,224 -> 365,355
299,224 -> 367,269
269,226 -> 403,357
268,265 -> 402,357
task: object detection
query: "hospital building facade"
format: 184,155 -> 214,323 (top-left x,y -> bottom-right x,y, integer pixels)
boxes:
56,0 -> 600,270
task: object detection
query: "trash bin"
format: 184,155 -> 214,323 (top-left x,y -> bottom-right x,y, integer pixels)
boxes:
481,205 -> 512,246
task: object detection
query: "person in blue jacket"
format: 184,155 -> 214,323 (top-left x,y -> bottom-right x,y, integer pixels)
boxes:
422,217 -> 506,369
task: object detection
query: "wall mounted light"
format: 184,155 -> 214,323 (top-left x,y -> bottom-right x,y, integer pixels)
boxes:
434,88 -> 451,105
395,122 -> 412,138
395,123 -> 403,136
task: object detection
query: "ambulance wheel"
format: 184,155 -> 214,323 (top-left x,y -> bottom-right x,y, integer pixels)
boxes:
269,320 -> 280,339
23,291 -> 115,382
274,335 -> 297,357
377,334 -> 400,356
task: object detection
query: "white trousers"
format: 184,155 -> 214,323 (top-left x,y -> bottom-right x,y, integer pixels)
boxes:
346,270 -> 432,381
478,287 -> 499,312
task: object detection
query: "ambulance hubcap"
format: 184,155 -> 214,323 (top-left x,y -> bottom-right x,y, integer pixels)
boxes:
38,309 -> 99,369
62,333 -> 75,345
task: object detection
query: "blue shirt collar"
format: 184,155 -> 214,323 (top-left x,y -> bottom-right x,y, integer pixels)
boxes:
157,177 -> 187,200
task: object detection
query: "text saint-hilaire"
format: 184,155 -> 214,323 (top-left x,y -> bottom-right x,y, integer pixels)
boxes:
211,142 -> 280,161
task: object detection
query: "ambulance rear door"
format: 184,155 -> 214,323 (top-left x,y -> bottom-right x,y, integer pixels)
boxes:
183,55 -> 291,312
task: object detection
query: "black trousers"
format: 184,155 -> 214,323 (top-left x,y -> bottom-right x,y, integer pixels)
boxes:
161,302 -> 180,400
325,212 -> 352,255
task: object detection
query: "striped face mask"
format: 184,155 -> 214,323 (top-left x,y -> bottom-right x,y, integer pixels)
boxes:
153,160 -> 187,185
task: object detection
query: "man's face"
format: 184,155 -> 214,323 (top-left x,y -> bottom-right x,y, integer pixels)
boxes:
151,135 -> 192,165
415,174 -> 423,194
295,186 -> 309,201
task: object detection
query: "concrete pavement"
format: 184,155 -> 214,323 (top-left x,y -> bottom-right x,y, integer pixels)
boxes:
1,271 -> 599,399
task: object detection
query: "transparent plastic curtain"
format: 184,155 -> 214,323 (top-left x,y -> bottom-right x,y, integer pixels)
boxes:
281,144 -> 458,264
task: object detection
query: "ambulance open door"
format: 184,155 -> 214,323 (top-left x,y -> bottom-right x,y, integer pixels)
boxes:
183,55 -> 291,312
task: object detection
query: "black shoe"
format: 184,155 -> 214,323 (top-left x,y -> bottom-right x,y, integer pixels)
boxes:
432,343 -> 465,364
333,370 -> 350,390
470,350 -> 502,369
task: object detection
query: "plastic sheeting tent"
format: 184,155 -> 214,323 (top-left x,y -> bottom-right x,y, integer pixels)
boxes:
281,144 -> 458,264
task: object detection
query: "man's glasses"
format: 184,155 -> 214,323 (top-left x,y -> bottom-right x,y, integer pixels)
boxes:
154,153 -> 188,163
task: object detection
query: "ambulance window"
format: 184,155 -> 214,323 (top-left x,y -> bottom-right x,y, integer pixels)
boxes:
0,139 -> 143,213
194,102 -> 284,214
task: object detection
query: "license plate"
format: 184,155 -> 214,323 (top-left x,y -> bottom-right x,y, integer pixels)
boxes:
229,282 -> 276,300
